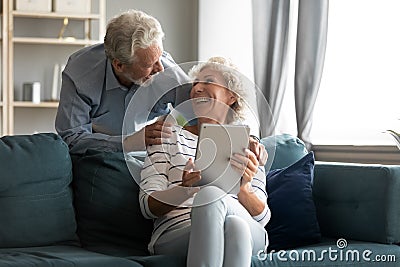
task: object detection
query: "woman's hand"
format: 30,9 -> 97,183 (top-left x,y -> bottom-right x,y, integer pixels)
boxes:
230,149 -> 265,215
248,137 -> 268,166
230,148 -> 259,187
181,158 -> 202,187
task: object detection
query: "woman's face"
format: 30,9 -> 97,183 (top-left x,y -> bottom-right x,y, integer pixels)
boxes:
190,67 -> 236,124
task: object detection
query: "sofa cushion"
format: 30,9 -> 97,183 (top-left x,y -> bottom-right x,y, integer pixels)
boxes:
129,255 -> 186,267
314,162 -> 400,244
0,245 -> 142,267
72,150 -> 153,256
266,152 -> 321,251
0,133 -> 77,248
261,134 -> 308,171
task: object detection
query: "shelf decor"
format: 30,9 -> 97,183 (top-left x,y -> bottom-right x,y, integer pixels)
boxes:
16,0 -> 52,12
51,63 -> 65,101
57,17 -> 76,41
22,82 -> 41,104
53,0 -> 91,14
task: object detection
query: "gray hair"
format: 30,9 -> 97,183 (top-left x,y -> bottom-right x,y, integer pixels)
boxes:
188,57 -> 247,124
104,9 -> 164,64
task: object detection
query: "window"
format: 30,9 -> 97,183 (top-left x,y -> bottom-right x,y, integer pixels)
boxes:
277,0 -> 400,146
311,0 -> 400,145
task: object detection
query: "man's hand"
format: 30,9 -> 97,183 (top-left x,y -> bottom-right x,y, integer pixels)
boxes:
248,137 -> 268,166
144,120 -> 173,146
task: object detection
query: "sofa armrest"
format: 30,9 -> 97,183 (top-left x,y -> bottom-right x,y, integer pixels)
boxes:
313,161 -> 400,244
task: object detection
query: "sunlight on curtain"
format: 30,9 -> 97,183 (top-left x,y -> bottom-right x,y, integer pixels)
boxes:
274,0 -> 298,136
311,0 -> 400,145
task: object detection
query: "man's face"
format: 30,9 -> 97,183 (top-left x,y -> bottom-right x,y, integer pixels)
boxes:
113,44 -> 164,87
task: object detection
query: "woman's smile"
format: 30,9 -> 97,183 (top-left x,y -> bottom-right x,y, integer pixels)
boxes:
193,97 -> 211,104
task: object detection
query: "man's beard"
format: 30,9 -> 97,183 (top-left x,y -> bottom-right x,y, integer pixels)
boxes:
133,76 -> 152,87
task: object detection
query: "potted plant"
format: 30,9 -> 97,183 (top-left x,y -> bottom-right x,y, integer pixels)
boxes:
386,129 -> 400,150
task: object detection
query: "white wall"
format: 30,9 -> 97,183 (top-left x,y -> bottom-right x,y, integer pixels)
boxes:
106,0 -> 198,64
198,0 -> 258,134
198,0 -> 254,81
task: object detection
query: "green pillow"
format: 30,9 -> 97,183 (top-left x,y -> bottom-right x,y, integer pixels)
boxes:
72,150 -> 153,256
261,134 -> 308,171
0,133 -> 77,248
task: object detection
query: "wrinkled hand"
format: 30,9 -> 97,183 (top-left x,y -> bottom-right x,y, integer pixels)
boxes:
181,158 -> 201,187
230,148 -> 259,187
249,137 -> 268,166
144,120 -> 173,146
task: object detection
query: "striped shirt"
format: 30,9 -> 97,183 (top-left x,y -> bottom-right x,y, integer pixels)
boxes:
139,125 -> 270,253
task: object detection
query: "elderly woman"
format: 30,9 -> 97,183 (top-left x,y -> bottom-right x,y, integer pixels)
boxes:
139,57 -> 270,267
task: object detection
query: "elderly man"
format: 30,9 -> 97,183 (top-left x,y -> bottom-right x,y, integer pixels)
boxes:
56,9 -> 189,154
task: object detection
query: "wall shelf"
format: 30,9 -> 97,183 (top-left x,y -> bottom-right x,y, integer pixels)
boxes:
13,101 -> 59,108
13,37 -> 100,45
12,11 -> 101,20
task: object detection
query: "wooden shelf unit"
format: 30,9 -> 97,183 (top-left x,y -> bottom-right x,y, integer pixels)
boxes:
1,0 -> 105,136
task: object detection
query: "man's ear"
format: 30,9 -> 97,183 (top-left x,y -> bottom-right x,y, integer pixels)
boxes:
112,59 -> 124,73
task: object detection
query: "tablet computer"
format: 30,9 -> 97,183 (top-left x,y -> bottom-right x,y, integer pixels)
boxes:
194,123 -> 250,194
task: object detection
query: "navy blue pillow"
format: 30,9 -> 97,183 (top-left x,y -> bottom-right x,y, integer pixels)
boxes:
266,151 -> 321,251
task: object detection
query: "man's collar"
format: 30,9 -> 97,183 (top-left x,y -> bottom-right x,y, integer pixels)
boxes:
105,59 -> 127,91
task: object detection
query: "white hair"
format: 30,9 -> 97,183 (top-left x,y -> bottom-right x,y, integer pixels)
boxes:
104,9 -> 164,64
188,57 -> 247,123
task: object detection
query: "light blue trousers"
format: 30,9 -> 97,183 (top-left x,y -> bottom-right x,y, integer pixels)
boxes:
154,186 -> 268,267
